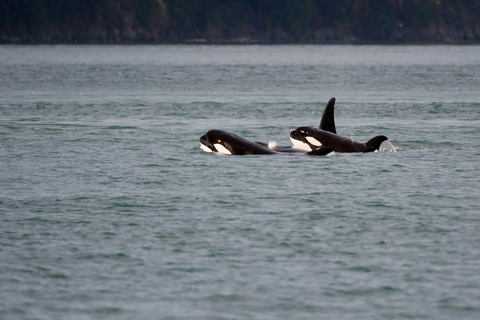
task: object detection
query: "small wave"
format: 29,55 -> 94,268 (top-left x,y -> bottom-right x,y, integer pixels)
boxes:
105,126 -> 138,130
76,253 -> 131,261
91,307 -> 124,314
202,294 -> 249,302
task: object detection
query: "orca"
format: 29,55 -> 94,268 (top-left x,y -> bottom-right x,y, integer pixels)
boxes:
291,97 -> 395,153
290,126 -> 388,153
200,129 -> 333,156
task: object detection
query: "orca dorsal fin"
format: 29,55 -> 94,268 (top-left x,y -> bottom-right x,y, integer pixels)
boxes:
361,135 -> 388,153
319,97 -> 337,134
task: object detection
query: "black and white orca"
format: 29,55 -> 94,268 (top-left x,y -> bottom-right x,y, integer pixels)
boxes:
290,127 -> 388,153
200,129 -> 333,156
291,97 -> 394,153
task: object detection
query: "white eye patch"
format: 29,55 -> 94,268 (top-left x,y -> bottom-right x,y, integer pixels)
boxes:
213,143 -> 232,155
200,143 -> 213,152
290,137 -> 312,151
306,136 -> 322,146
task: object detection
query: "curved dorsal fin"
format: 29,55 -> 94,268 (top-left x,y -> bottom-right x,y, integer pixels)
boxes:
319,97 -> 337,134
361,135 -> 388,153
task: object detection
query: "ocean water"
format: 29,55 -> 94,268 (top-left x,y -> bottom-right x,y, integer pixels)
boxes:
1,45 -> 480,320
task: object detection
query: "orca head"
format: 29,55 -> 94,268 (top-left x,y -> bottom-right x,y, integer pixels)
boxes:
199,133 -> 214,152
290,127 -> 324,151
199,130 -> 233,155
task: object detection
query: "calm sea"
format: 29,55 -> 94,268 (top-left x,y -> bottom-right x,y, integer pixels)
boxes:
1,45 -> 480,320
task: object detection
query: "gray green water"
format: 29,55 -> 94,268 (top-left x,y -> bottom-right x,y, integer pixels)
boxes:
1,45 -> 480,319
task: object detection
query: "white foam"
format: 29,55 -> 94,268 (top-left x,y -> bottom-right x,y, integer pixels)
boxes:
378,140 -> 397,152
268,141 -> 277,149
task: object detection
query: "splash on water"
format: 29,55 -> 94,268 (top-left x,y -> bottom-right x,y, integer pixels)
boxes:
377,140 -> 397,152
268,141 -> 277,149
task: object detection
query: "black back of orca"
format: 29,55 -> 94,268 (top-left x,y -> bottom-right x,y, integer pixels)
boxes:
291,126 -> 388,153
319,97 -> 337,134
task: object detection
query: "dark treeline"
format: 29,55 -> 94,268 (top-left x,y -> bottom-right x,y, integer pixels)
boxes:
1,0 -> 479,43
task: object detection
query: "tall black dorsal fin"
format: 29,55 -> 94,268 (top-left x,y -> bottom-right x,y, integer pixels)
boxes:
319,97 -> 336,134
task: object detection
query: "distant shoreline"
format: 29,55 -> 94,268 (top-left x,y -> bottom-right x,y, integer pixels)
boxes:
3,0 -> 479,46
2,37 -> 479,45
